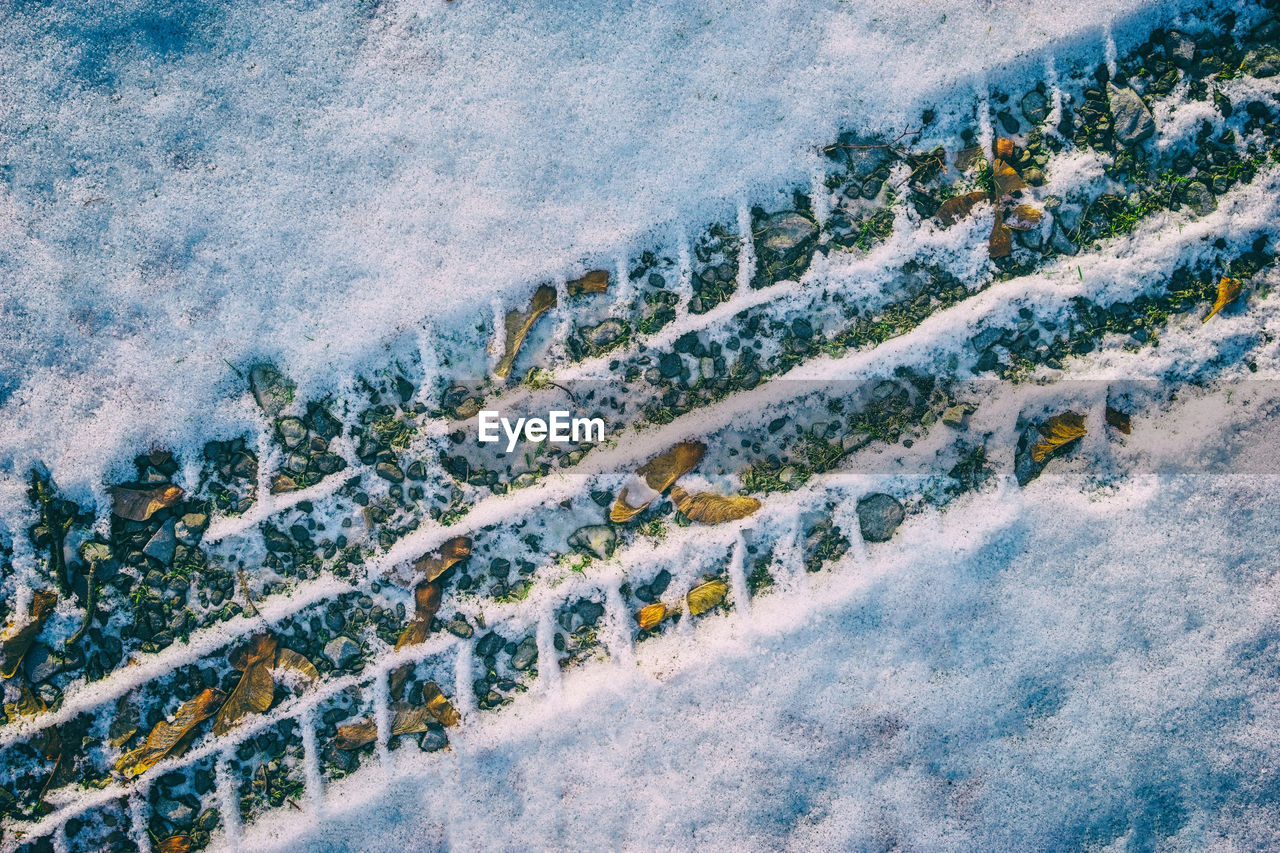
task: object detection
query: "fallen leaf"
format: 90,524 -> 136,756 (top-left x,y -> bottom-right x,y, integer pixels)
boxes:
3,684 -> 46,720
988,208 -> 1013,259
1030,412 -> 1087,463
955,145 -> 984,172
412,537 -> 473,583
635,602 -> 667,630
1,589 -> 58,678
935,191 -> 990,227
1202,276 -> 1243,323
274,647 -> 319,684
396,581 -> 443,650
670,486 -> 762,524
214,634 -> 278,736
422,681 -> 460,727
567,269 -> 609,295
608,486 -> 649,523
637,441 -> 706,493
1105,406 -> 1132,435
1006,204 -> 1043,230
991,158 -> 1027,196
116,687 -> 224,777
109,485 -> 184,522
334,720 -> 377,750
495,284 -> 557,378
686,579 -> 728,616
156,835 -> 193,853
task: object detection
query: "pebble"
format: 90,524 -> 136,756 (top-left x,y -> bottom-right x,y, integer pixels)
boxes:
1108,84 -> 1156,145
568,524 -> 617,559
323,636 -> 361,670
249,364 -> 295,418
856,493 -> 905,543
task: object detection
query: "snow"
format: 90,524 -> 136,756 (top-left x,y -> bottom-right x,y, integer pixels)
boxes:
243,431 -> 1280,851
0,0 -> 1207,499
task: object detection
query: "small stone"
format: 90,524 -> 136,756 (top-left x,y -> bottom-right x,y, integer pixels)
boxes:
758,211 -> 817,255
1021,90 -> 1050,124
323,636 -> 361,670
1243,47 -> 1280,79
856,493 -> 905,543
419,728 -> 449,752
277,417 -> 307,448
174,512 -> 208,546
446,617 -> 474,639
23,643 -> 62,683
143,519 -> 178,566
699,357 -> 716,380
1164,31 -> 1195,68
375,462 -> 404,483
658,352 -> 683,378
1107,84 -> 1155,146
942,404 -> 973,428
583,319 -> 626,350
1184,181 -> 1217,217
249,364 -> 295,418
568,525 -> 616,560
510,637 -> 538,671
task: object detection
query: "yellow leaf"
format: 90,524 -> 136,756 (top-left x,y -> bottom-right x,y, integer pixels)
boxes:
1202,276 -> 1243,323
1,589 -> 58,679
1006,204 -> 1043,230
274,647 -> 319,683
935,191 -> 989,227
116,687 -> 223,778
109,485 -> 184,522
214,634 -> 278,736
991,158 -> 1027,196
412,536 -> 473,583
635,602 -> 667,631
3,684 -> 46,720
156,836 -> 193,853
608,486 -> 649,523
1030,412 -> 1087,463
495,284 -> 558,378
396,581 -> 443,650
671,486 -> 761,524
334,719 -> 377,750
422,681 -> 461,727
637,441 -> 706,494
994,137 -> 1015,160
988,208 -> 1013,259
567,269 -> 610,295
686,579 -> 728,616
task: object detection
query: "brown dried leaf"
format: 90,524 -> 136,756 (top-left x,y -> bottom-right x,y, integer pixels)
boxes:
389,703 -> 434,737
1105,406 -> 1132,435
274,647 -> 319,684
3,684 -> 46,720
1,589 -> 58,679
1006,204 -> 1043,230
396,581 -> 443,650
422,681 -> 461,727
670,486 -> 762,524
609,486 -> 649,523
991,158 -> 1027,196
109,485 -> 184,522
935,191 -> 989,227
955,145 -> 984,172
1202,276 -> 1243,323
157,836 -> 193,853
635,602 -> 667,631
412,536 -> 473,583
567,269 -> 610,295
116,687 -> 223,778
687,579 -> 728,615
1030,412 -> 1087,463
988,208 -> 1013,259
495,284 -> 558,378
637,441 -> 706,493
994,137 -> 1015,160
334,719 -> 377,750
214,634 -> 278,736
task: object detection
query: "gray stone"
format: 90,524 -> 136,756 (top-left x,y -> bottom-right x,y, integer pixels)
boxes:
1243,47 -> 1280,79
1021,90 -> 1050,124
154,797 -> 194,827
568,524 -> 616,559
658,352 -> 683,378
419,728 -> 449,752
23,643 -> 62,683
277,417 -> 307,448
143,519 -> 178,566
1164,31 -> 1195,67
699,357 -> 716,380
971,327 -> 1003,353
249,364 -> 295,418
583,319 -> 626,350
759,211 -> 817,255
510,636 -> 538,671
323,636 -> 361,670
942,404 -> 973,428
1108,85 -> 1155,146
174,512 -> 208,546
856,493 -> 905,543
1184,181 -> 1217,217
375,462 -> 404,483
